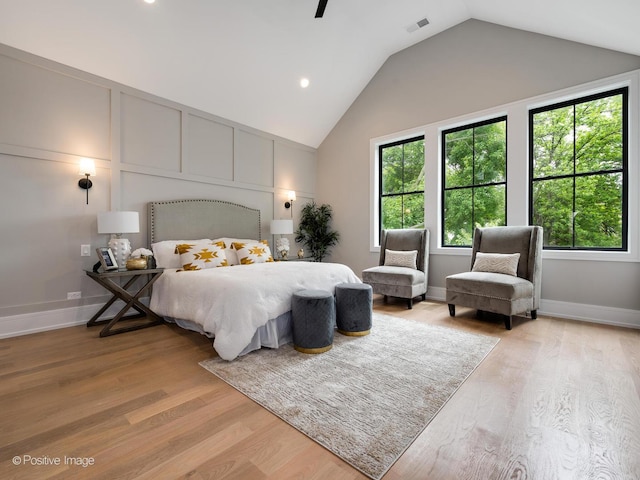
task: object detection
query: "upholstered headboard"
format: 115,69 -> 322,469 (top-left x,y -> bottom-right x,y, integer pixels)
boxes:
148,199 -> 261,244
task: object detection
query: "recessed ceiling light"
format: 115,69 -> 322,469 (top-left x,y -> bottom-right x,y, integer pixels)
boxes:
144,0 -> 156,4
300,78 -> 310,88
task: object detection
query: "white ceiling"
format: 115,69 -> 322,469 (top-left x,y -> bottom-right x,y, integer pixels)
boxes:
0,0 -> 639,148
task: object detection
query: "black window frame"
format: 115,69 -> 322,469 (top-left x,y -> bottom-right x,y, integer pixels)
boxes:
441,116 -> 508,248
528,87 -> 628,251
378,135 -> 425,243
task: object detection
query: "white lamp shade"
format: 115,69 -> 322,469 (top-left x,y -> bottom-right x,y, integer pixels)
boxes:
288,190 -> 297,202
78,158 -> 96,176
270,219 -> 293,235
97,211 -> 140,235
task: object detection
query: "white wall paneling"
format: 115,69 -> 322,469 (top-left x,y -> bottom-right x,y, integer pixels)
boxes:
0,53 -> 111,160
186,113 -> 234,181
0,42 -> 316,334
235,130 -> 274,187
120,93 -> 182,172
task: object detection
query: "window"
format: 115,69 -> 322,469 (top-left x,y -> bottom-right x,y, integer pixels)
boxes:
371,71 -> 637,260
529,88 -> 627,250
442,117 -> 507,247
378,136 -> 425,240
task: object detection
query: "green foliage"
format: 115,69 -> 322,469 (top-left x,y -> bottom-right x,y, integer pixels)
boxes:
294,202 -> 340,262
532,92 -> 624,248
381,91 -> 625,251
380,137 -> 425,232
443,119 -> 507,246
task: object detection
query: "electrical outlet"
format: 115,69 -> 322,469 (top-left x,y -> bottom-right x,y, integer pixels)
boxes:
81,244 -> 91,257
67,291 -> 81,300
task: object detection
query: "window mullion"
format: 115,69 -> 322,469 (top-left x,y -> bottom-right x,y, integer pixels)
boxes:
572,104 -> 577,248
471,127 -> 476,229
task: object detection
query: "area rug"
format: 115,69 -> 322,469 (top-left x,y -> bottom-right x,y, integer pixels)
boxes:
199,313 -> 499,479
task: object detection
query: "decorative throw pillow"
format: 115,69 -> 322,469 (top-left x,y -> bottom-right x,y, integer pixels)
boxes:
384,249 -> 418,269
176,240 -> 228,270
232,240 -> 274,264
472,252 -> 520,276
213,238 -> 255,266
151,239 -> 212,269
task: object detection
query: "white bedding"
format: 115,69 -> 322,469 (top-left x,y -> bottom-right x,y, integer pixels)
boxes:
150,261 -> 361,360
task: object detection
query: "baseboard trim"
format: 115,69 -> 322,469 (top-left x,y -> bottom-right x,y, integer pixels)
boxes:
537,299 -> 640,329
0,299 -> 150,339
1,291 -> 638,339
426,286 -> 640,329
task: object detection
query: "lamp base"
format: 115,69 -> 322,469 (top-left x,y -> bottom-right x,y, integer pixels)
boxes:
276,237 -> 290,260
108,237 -> 131,271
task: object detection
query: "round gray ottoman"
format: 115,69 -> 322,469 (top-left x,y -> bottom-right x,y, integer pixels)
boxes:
291,289 -> 335,354
335,283 -> 373,336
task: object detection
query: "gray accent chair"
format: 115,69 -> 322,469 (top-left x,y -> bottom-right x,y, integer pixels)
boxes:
446,226 -> 543,330
362,229 -> 429,309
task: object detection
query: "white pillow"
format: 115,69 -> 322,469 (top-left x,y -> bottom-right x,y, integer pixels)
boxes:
384,249 -> 418,269
151,239 -> 212,269
175,240 -> 228,270
213,238 -> 256,266
472,252 -> 520,276
232,240 -> 274,264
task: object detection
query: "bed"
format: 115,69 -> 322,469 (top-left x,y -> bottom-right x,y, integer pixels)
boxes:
147,199 -> 361,360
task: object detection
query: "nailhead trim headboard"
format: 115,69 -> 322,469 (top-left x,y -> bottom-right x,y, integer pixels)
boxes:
148,199 -> 261,245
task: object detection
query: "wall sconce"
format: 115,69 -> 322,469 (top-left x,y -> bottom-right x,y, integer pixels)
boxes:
78,158 -> 96,205
284,190 -> 296,212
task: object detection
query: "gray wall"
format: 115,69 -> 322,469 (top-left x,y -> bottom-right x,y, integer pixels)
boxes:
0,43 -> 315,324
317,20 -> 640,313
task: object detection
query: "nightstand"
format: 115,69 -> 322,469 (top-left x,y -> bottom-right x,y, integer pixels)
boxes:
85,268 -> 164,337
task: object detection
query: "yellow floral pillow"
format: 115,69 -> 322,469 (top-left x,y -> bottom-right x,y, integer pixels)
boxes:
175,240 -> 228,270
232,240 -> 274,264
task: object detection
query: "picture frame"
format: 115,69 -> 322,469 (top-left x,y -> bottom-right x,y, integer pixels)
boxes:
96,247 -> 118,271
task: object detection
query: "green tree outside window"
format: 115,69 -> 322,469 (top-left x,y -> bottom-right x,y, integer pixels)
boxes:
442,117 -> 507,246
530,88 -> 627,250
379,137 -> 425,239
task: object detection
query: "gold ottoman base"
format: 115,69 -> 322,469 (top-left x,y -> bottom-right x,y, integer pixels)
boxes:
294,344 -> 333,354
337,329 -> 371,337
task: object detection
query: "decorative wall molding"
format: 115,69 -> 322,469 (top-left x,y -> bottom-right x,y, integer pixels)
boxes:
0,41 -> 317,321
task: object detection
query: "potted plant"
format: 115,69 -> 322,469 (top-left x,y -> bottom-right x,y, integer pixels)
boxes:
295,202 -> 340,262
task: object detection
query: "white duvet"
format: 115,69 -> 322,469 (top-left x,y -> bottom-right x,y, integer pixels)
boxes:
150,261 -> 361,360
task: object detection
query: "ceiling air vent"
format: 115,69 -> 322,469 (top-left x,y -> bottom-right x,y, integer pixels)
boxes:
406,17 -> 429,33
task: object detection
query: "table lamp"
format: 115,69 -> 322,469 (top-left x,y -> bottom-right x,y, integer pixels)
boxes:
97,211 -> 140,270
270,219 -> 294,259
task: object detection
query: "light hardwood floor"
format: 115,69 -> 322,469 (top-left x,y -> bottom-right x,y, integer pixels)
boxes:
1,299 -> 639,479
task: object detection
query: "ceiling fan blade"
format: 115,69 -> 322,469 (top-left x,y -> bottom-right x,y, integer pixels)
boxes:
315,0 -> 328,18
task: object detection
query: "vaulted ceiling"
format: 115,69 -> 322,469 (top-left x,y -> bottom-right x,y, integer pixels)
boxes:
0,0 -> 638,148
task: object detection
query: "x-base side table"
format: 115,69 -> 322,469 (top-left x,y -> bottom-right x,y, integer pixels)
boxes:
85,268 -> 164,337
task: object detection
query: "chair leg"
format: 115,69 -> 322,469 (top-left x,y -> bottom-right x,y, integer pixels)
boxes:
421,293 -> 426,301
407,298 -> 413,309
531,310 -> 537,319
448,304 -> 455,317
383,295 -> 388,303
505,315 -> 513,330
